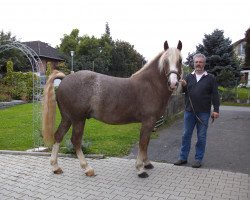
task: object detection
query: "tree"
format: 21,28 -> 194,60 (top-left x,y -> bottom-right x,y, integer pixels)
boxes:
0,30 -> 28,73
105,22 -> 111,36
76,35 -> 109,73
185,29 -> 241,87
111,40 -> 145,77
59,29 -> 81,55
58,23 -> 146,77
245,27 -> 250,67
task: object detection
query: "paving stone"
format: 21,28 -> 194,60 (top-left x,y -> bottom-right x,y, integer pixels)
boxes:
0,154 -> 249,200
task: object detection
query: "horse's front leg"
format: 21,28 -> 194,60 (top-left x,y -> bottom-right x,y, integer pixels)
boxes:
136,120 -> 155,178
71,120 -> 95,177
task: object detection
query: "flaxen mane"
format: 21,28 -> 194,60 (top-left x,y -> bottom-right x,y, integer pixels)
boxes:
132,52 -> 164,77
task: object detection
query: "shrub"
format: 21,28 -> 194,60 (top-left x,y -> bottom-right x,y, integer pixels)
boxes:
221,89 -> 236,102
219,87 -> 250,103
0,93 -> 11,102
3,61 -> 37,101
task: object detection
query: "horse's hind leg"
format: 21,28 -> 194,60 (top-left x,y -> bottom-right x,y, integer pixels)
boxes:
50,117 -> 71,174
71,120 -> 95,177
136,120 -> 155,178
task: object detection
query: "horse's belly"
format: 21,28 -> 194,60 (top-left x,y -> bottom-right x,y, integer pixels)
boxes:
92,111 -> 139,125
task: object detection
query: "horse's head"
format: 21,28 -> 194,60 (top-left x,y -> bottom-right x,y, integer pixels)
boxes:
159,40 -> 183,91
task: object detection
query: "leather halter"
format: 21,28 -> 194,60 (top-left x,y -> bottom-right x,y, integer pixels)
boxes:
165,70 -> 181,81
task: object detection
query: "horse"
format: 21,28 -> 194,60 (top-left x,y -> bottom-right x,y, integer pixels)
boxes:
42,40 -> 183,178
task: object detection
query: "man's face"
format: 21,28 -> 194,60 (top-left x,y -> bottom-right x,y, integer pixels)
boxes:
194,57 -> 205,74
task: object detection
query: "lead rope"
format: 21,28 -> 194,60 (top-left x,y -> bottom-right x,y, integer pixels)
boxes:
186,86 -> 214,126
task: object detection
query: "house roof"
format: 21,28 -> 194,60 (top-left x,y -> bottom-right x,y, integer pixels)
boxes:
22,41 -> 64,61
232,38 -> 246,47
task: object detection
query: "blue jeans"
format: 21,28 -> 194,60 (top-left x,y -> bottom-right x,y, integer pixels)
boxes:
179,111 -> 210,161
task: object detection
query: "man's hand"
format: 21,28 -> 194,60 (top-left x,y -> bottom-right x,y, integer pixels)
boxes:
179,79 -> 187,87
211,112 -> 219,119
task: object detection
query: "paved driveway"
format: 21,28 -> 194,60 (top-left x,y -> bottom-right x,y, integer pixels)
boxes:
0,154 -> 249,200
126,106 -> 250,174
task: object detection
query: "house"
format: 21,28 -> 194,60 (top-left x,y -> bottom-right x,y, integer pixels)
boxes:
22,41 -> 64,75
232,38 -> 250,87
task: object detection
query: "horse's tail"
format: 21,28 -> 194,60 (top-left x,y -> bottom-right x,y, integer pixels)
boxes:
42,70 -> 66,147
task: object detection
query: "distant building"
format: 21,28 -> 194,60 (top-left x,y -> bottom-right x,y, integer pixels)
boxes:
22,41 -> 64,75
232,38 -> 250,87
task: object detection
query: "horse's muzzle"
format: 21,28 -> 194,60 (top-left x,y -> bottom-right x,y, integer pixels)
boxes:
168,81 -> 179,91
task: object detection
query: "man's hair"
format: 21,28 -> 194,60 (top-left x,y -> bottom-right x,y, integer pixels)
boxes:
193,53 -> 206,62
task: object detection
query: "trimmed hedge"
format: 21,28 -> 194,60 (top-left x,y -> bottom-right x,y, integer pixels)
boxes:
1,61 -> 36,102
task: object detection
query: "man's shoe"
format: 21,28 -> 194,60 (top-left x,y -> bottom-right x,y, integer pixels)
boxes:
174,160 -> 187,166
192,160 -> 202,168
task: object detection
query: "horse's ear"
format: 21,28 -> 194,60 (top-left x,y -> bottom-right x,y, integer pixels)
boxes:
164,41 -> 169,50
177,40 -> 182,51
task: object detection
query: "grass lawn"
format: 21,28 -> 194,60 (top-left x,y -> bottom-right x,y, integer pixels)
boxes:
0,103 -> 141,157
0,103 -> 34,150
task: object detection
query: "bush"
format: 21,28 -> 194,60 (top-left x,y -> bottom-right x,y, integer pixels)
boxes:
0,82 -> 12,101
0,93 -> 11,102
10,81 -> 28,101
220,88 -> 236,102
3,61 -> 36,101
219,87 -> 250,103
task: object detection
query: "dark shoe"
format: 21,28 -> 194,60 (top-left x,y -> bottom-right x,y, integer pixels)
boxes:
174,160 -> 187,166
192,160 -> 202,168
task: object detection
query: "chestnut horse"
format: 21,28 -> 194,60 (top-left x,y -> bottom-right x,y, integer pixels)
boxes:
42,40 -> 183,178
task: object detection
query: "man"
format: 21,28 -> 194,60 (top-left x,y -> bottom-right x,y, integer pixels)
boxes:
174,53 -> 220,168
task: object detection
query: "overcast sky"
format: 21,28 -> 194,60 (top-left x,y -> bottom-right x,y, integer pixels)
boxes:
1,0 -> 249,61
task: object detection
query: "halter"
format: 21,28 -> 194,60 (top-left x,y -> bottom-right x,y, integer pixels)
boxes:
165,70 -> 181,81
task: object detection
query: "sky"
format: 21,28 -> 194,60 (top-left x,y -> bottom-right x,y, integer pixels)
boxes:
1,0 -> 250,61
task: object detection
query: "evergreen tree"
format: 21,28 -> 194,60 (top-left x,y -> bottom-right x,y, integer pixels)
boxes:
185,29 -> 241,87
245,27 -> 250,67
105,22 -> 111,36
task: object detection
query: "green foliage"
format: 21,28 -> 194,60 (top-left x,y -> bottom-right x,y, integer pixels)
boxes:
245,27 -> 250,67
59,29 -> 80,55
46,62 -> 52,77
219,87 -> 236,102
58,24 -> 146,77
215,68 -> 236,88
4,61 -> 15,85
111,40 -> 144,77
0,82 -> 12,101
0,31 -> 29,73
185,29 -> 241,87
3,61 -> 35,101
219,87 -> 250,102
56,62 -> 70,75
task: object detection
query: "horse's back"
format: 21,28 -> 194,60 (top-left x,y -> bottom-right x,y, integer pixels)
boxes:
56,70 -> 138,123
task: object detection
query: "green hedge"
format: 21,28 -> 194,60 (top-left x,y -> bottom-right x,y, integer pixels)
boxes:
219,87 -> 250,102
1,61 -> 36,101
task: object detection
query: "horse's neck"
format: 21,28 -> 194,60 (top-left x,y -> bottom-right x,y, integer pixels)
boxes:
132,61 -> 171,95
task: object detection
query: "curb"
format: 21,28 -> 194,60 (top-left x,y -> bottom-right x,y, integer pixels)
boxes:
0,150 -> 104,159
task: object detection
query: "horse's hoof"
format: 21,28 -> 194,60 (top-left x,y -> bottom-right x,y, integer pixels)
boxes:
144,163 -> 154,169
85,169 -> 95,177
138,172 -> 149,178
53,167 -> 63,174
